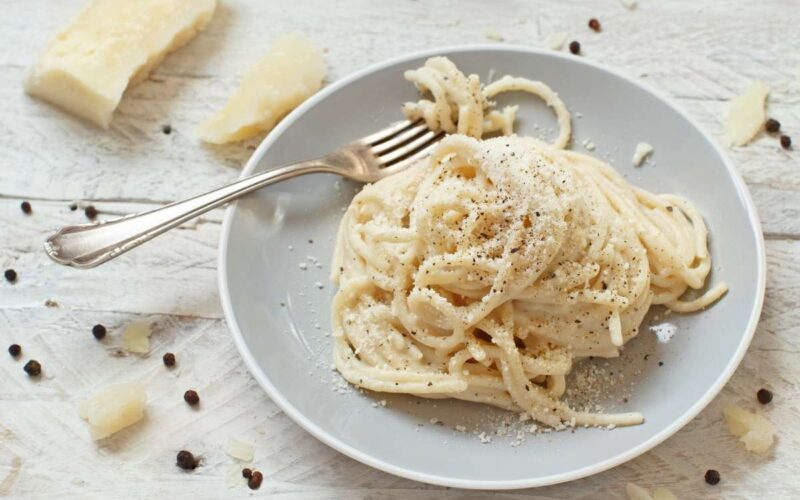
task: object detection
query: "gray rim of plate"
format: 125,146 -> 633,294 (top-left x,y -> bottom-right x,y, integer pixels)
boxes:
217,44 -> 767,490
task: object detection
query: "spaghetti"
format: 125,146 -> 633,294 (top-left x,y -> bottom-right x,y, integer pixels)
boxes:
330,57 -> 727,427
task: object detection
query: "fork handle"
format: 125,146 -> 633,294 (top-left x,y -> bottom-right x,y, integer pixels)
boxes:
45,159 -> 336,268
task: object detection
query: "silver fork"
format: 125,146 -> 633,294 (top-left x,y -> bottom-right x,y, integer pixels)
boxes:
44,120 -> 444,269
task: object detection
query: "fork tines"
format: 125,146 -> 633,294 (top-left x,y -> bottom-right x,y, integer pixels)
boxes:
362,120 -> 444,168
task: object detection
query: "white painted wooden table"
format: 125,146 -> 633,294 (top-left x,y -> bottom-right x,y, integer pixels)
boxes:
1,1 -> 798,498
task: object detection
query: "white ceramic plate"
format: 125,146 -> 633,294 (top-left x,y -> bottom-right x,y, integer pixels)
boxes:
218,45 -> 765,489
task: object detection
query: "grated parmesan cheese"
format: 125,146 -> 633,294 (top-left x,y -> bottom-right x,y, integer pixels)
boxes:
723,81 -> 770,147
619,0 -> 637,9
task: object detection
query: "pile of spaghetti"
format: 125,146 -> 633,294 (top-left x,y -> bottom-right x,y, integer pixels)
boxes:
331,57 -> 727,427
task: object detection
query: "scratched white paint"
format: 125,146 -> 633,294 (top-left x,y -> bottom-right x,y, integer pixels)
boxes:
0,0 -> 798,498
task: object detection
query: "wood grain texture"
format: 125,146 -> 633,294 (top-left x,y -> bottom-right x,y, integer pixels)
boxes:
0,0 -> 798,498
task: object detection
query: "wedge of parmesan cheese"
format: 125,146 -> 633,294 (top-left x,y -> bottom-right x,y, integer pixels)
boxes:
724,405 -> 775,454
123,321 -> 152,354
632,142 -> 654,166
78,381 -> 147,440
723,81 -> 770,147
197,34 -> 326,144
25,0 -> 216,128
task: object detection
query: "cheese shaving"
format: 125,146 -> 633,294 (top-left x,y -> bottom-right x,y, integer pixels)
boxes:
723,81 -> 769,147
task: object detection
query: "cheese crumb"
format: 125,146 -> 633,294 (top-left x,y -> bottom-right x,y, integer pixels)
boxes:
653,488 -> 678,500
723,81 -> 770,147
619,0 -> 637,9
225,438 -> 254,462
724,405 -> 775,454
78,381 -> 146,440
632,142 -> 654,166
484,29 -> 505,42
625,483 -> 652,500
122,322 -> 152,354
545,32 -> 567,50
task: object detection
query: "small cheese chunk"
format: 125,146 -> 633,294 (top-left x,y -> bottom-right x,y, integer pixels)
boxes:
723,81 -> 770,147
632,142 -> 654,166
545,32 -> 567,50
198,34 -> 326,144
652,488 -> 678,500
724,405 -> 775,454
626,483 -> 653,500
25,0 -> 217,128
78,381 -> 147,440
620,0 -> 637,9
226,437 -> 254,462
123,321 -> 152,354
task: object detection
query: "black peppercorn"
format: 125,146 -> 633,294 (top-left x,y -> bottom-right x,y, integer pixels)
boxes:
4,269 -> 17,283
176,450 -> 198,470
92,324 -> 107,340
780,135 -> 791,149
569,41 -> 581,55
248,470 -> 263,490
765,118 -> 780,133
242,468 -> 252,478
184,390 -> 200,406
588,18 -> 601,32
163,352 -> 176,367
705,469 -> 720,485
162,124 -> 172,135
8,344 -> 21,357
24,359 -> 42,376
20,201 -> 32,214
756,388 -> 773,404
84,205 -> 98,220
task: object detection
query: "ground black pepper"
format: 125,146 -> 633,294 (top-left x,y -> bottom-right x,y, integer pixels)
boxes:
84,205 -> 98,220
658,361 -> 664,366
588,18 -> 601,31
20,201 -> 32,214
4,269 -> 17,283
248,471 -> 263,490
24,359 -> 41,376
780,135 -> 791,149
756,388 -> 773,404
69,203 -> 78,211
162,124 -> 172,135
176,450 -> 198,470
92,324 -> 106,340
163,352 -> 176,367
704,469 -> 720,485
8,344 -> 21,357
184,389 -> 200,406
569,41 -> 581,55
765,118 -> 780,133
